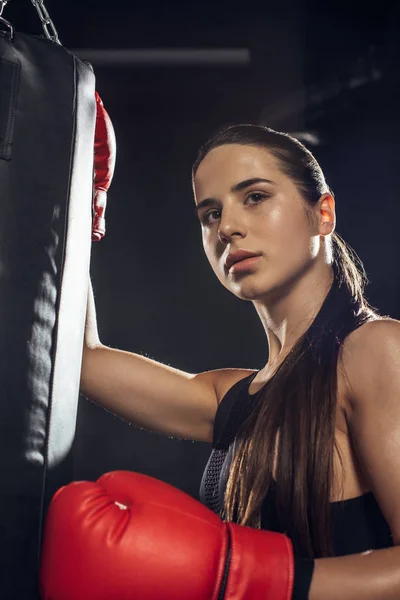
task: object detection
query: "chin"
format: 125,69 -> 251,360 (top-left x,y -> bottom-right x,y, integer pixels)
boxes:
228,270 -> 298,302
228,279 -> 273,302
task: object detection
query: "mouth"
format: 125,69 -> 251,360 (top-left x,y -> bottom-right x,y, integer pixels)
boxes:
227,255 -> 261,274
225,251 -> 261,271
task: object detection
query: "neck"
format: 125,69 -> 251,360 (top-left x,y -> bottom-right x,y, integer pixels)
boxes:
253,261 -> 334,369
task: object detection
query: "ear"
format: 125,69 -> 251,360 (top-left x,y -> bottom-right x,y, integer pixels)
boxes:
316,193 -> 336,236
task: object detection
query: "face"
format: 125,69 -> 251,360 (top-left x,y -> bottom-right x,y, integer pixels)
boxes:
193,144 -> 322,301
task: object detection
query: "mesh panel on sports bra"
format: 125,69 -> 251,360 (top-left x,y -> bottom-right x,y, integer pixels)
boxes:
202,449 -> 227,513
200,373 -> 259,514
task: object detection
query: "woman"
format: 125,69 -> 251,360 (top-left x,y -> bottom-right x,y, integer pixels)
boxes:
45,125 -> 400,599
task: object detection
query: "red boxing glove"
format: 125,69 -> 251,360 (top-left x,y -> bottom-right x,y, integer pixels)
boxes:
92,92 -> 117,242
40,471 -> 294,600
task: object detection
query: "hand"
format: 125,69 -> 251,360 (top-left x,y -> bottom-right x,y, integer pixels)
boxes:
92,92 -> 116,242
40,471 -> 294,599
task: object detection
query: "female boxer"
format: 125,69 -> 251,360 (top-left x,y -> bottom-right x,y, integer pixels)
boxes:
42,125 -> 400,599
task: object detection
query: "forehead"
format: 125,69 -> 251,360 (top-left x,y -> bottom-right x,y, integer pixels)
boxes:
193,144 -> 282,201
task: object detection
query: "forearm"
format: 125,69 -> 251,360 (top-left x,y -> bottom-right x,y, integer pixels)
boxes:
309,545 -> 400,600
84,278 -> 102,349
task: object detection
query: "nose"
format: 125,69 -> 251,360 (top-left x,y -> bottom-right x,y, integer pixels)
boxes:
217,209 -> 247,245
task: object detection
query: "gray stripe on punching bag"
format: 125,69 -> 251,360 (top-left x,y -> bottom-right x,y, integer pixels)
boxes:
0,31 -> 95,599
0,54 -> 19,160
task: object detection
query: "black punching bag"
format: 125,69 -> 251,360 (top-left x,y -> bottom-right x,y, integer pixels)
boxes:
0,19 -> 95,600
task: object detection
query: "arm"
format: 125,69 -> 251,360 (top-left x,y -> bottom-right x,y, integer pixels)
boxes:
81,280 -> 254,442
308,319 -> 400,599
87,93 -> 254,441
310,547 -> 400,599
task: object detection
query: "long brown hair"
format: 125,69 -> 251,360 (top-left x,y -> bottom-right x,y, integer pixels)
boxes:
193,125 -> 377,558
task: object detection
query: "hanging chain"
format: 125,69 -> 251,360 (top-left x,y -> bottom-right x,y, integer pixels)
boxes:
0,0 -> 60,44
30,0 -> 61,45
0,0 -> 9,17
0,0 -> 14,39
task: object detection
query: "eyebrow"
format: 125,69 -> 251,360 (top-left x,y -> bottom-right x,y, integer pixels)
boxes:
194,177 -> 275,217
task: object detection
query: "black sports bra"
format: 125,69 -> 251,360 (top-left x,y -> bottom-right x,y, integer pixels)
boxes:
199,372 -> 393,556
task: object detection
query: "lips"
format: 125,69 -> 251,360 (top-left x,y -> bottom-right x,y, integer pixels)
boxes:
225,250 -> 261,271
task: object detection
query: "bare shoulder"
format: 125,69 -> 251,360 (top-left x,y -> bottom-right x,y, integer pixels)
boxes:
341,316 -> 400,359
339,316 -> 400,412
195,368 -> 256,405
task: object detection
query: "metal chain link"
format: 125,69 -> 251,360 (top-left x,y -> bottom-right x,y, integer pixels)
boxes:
30,0 -> 61,45
0,0 -> 61,44
0,0 -> 9,17
0,0 -> 14,39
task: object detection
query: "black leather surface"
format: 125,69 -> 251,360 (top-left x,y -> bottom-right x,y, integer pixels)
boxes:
0,30 -> 95,599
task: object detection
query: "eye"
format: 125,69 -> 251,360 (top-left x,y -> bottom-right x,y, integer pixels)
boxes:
200,209 -> 221,226
199,192 -> 269,227
246,192 -> 268,204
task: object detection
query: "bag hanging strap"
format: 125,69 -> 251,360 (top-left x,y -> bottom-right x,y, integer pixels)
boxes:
0,0 -> 60,44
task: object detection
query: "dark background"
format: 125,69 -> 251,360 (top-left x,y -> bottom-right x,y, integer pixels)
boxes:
6,0 -> 400,499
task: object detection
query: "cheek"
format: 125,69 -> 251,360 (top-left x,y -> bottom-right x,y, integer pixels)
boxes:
202,233 -> 219,269
271,204 -> 310,243
202,234 -> 231,287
